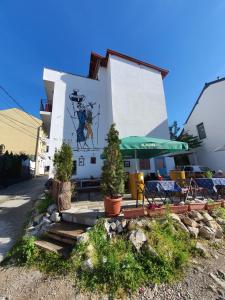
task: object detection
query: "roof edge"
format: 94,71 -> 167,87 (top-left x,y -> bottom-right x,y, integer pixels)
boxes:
184,76 -> 225,125
89,49 -> 169,79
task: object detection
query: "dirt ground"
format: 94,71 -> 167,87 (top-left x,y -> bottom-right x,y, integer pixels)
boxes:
0,242 -> 225,300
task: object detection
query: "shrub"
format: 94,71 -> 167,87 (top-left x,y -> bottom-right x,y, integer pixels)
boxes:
101,124 -> 125,198
36,193 -> 54,214
53,143 -> 73,182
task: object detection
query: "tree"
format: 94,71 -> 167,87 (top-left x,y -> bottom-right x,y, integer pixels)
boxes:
53,143 -> 73,182
101,124 -> 125,198
176,132 -> 202,149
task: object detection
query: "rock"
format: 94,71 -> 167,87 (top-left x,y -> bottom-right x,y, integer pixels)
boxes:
102,256 -> 107,264
145,244 -> 158,257
33,214 -> 44,225
47,203 -> 57,214
104,220 -> 110,233
210,273 -> 225,290
217,218 -> 225,226
129,229 -> 147,251
82,258 -> 94,271
216,228 -> 224,239
77,232 -> 89,244
206,221 -> 223,239
121,219 -> 127,228
127,220 -> 137,231
169,213 -> 181,222
110,222 -> 117,231
202,212 -> 213,222
173,220 -> 190,234
50,211 -> 61,223
117,224 -> 123,233
199,226 -> 216,240
181,216 -> 198,228
188,226 -> 199,238
45,212 -> 50,218
188,211 -> 203,222
195,241 -> 209,257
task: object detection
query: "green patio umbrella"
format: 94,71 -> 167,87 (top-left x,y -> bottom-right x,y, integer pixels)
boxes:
120,136 -> 188,171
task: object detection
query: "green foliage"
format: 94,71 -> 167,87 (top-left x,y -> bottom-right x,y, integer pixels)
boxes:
169,121 -> 180,140
7,236 -> 38,265
205,170 -> 213,178
101,124 -> 125,197
177,132 -> 202,149
36,193 -> 54,214
72,218 -> 194,296
6,236 -> 71,274
212,207 -> 225,219
53,143 -> 73,182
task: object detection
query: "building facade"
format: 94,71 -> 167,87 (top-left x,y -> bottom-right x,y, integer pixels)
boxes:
40,49 -> 174,179
184,77 -> 225,171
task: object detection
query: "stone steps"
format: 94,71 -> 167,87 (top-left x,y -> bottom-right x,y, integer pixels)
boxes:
34,222 -> 88,256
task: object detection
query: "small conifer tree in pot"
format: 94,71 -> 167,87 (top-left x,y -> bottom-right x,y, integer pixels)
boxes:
101,124 -> 125,217
53,143 -> 73,211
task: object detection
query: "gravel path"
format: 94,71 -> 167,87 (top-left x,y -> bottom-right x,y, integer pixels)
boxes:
0,176 -> 47,262
0,243 -> 225,300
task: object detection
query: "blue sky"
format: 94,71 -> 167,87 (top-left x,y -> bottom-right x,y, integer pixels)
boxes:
1,0 -> 225,128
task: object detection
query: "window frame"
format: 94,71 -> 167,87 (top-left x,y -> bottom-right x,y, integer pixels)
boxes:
196,122 -> 206,140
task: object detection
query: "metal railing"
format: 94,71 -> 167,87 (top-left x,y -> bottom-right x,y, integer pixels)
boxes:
40,99 -> 52,112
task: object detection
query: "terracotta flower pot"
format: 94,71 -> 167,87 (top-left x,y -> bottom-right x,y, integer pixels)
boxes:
123,207 -> 147,219
148,207 -> 166,217
206,202 -> 222,211
104,196 -> 122,217
188,203 -> 206,211
171,205 -> 189,214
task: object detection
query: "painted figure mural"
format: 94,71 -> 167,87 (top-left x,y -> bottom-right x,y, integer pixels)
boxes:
69,90 -> 100,150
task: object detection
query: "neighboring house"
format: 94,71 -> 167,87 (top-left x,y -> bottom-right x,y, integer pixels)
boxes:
184,77 -> 225,171
0,108 -> 47,175
40,49 -> 174,179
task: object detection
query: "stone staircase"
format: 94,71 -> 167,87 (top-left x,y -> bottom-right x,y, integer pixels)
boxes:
34,222 -> 88,257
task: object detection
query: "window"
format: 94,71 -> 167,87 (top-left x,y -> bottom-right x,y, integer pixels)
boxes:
197,122 -> 206,140
139,159 -> 150,170
90,157 -> 96,164
72,161 -> 77,175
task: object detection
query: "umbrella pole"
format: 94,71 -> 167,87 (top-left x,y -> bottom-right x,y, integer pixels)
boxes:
135,149 -> 138,172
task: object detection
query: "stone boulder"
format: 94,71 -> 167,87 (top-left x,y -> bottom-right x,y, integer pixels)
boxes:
199,226 -> 216,240
188,226 -> 199,239
216,217 -> 225,226
129,229 -> 147,251
47,203 -> 57,214
77,232 -> 89,244
202,212 -> 213,222
50,211 -> 61,223
188,211 -> 203,222
195,241 -> 209,258
181,216 -> 198,228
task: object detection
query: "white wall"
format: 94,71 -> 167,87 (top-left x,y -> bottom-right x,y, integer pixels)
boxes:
109,54 -> 170,139
184,80 -> 225,171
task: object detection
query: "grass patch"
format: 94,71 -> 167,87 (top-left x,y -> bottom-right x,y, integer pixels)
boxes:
6,217 -> 197,297
36,193 -> 54,214
212,207 -> 225,219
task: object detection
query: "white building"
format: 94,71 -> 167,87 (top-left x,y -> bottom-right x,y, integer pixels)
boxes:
184,77 -> 225,171
40,49 -> 174,179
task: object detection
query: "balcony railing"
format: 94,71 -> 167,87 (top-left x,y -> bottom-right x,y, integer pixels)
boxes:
40,99 -> 52,112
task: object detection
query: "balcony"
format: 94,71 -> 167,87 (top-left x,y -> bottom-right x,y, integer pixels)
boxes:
40,99 -> 52,135
40,99 -> 52,112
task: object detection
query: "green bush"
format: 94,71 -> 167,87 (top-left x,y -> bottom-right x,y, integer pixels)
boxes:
212,207 -> 225,219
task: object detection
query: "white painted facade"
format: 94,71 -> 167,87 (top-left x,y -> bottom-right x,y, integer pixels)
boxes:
41,50 -> 174,179
184,78 -> 225,172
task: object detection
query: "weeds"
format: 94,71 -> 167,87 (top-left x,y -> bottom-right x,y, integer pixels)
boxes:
36,193 -> 54,214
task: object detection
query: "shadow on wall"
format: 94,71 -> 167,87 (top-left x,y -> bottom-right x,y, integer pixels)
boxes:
146,119 -> 170,139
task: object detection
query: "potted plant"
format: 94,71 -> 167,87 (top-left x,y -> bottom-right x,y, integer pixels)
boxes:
101,124 -> 125,217
188,202 -> 206,211
53,143 -> 74,211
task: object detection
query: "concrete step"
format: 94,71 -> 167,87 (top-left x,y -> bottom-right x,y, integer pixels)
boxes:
45,232 -> 75,245
47,222 -> 87,239
34,238 -> 73,257
62,209 -> 104,226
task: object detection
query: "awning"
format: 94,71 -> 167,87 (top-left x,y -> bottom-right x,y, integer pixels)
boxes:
120,136 -> 188,159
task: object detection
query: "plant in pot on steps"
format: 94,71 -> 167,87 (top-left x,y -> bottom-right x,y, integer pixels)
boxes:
101,124 -> 125,217
53,143 -> 74,211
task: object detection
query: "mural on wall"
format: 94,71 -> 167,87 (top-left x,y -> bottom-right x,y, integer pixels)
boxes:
68,90 -> 100,151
